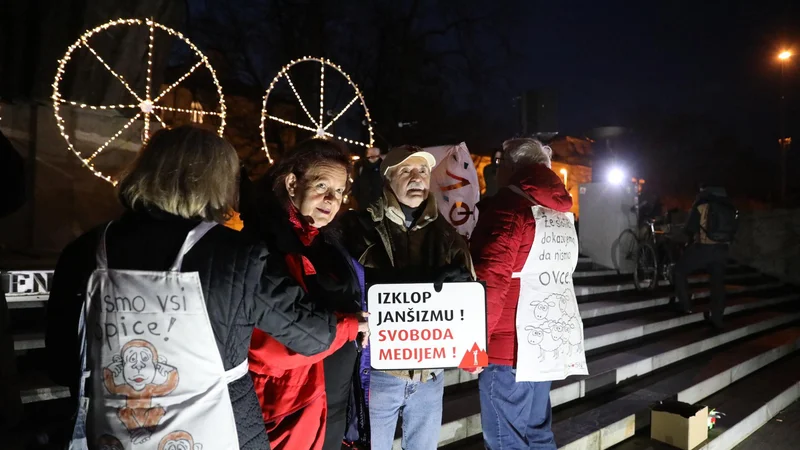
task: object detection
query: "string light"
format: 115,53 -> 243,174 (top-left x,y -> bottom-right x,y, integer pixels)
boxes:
56,99 -> 139,110
86,112 -> 142,163
152,111 -> 168,130
284,72 -> 318,127
79,38 -> 142,103
323,95 -> 359,131
52,17 -> 226,185
319,61 -> 325,134
151,104 -> 222,116
152,59 -> 204,104
260,56 -> 374,163
143,19 -> 155,139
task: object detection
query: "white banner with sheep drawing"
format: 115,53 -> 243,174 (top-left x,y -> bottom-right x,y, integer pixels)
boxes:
512,205 -> 588,382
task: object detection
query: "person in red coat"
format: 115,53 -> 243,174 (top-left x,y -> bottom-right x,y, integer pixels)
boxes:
470,138 -> 575,449
242,139 -> 369,450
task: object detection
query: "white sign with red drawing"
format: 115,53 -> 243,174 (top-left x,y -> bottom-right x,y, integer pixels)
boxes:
368,282 -> 488,370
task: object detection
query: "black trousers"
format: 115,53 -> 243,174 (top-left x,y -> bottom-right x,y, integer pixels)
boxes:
674,244 -> 729,324
322,341 -> 359,450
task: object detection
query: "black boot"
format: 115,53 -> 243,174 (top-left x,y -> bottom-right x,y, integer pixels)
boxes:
703,311 -> 723,331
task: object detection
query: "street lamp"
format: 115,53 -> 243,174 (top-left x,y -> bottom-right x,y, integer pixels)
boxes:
778,49 -> 793,204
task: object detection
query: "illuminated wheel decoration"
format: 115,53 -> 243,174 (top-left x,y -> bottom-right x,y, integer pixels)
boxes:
260,57 -> 374,164
52,18 -> 226,185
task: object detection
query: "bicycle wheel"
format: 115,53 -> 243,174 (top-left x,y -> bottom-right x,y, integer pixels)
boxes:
617,228 -> 639,272
634,242 -> 659,291
660,245 -> 675,286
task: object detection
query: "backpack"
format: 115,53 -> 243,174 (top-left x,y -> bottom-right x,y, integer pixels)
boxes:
701,196 -> 738,243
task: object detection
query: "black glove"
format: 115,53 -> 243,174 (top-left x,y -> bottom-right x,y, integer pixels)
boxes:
433,263 -> 472,292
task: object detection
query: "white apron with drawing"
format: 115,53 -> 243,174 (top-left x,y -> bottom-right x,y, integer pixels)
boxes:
511,186 -> 588,382
68,221 -> 247,450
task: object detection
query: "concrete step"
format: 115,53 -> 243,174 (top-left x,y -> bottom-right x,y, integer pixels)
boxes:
442,288 -> 797,389
608,350 -> 800,450
574,272 -> 762,296
18,369 -> 70,404
36,289 -> 783,403
573,269 -> 620,279
13,333 -> 45,352
579,281 -> 783,320
405,304 -> 800,447
731,400 -> 800,450
554,325 -> 800,449
583,292 -> 800,352
573,264 -> 753,285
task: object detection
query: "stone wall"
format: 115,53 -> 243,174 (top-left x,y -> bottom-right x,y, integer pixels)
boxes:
730,209 -> 800,284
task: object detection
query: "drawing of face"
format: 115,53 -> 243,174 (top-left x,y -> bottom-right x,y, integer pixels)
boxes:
550,322 -> 565,339
158,431 -> 200,450
96,435 -> 124,450
123,345 -> 157,391
162,438 -> 192,450
531,300 -> 554,320
525,326 -> 544,345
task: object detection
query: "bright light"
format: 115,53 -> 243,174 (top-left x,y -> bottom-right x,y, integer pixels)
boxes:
779,50 -> 792,61
607,168 -> 625,185
559,168 -> 568,186
351,155 -> 361,161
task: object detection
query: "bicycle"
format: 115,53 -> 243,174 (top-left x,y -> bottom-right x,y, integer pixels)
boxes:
619,218 -> 683,291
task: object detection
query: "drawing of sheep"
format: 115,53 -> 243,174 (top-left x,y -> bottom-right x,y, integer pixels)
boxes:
555,289 -> 578,318
529,299 -> 556,321
530,321 -> 565,362
524,325 -> 546,345
563,317 -> 583,356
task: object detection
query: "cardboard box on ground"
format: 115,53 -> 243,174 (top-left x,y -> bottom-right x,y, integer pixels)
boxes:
650,401 -> 709,450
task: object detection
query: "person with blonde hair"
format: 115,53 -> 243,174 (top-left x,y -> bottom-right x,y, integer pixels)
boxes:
46,126 -> 341,450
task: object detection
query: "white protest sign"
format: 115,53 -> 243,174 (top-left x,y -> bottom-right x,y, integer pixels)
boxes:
513,204 -> 588,382
368,281 -> 488,370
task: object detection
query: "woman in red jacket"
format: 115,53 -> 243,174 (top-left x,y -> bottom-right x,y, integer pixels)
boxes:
241,138 -> 369,450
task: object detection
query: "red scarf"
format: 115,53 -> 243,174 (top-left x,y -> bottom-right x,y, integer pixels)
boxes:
287,203 -> 318,276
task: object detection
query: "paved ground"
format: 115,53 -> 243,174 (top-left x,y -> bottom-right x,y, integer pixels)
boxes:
733,400 -> 800,450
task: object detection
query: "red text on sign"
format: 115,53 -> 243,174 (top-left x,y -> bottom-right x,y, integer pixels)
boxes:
378,328 -> 454,342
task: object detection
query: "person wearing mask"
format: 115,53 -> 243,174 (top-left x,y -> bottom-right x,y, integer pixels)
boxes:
241,138 -> 369,450
351,147 -> 384,210
673,185 -> 738,329
340,145 -> 475,450
45,126 -> 340,449
470,138 -> 587,449
0,129 -> 25,431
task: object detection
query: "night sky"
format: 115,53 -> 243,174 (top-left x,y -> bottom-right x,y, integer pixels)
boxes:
187,0 -> 800,201
508,1 -> 798,153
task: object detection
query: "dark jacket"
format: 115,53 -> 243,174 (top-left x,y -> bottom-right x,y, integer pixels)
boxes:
339,188 -> 474,381
351,159 -> 383,210
45,209 -> 339,450
686,187 -> 730,245
240,181 -> 363,449
0,130 -> 25,217
471,164 -> 574,366
0,129 -> 24,428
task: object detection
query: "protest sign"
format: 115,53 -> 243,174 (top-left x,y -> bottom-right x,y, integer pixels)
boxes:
368,281 -> 488,370
424,143 -> 481,239
513,203 -> 588,382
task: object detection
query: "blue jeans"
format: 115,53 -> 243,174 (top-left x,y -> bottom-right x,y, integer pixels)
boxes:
479,364 -> 555,449
369,370 -> 444,450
